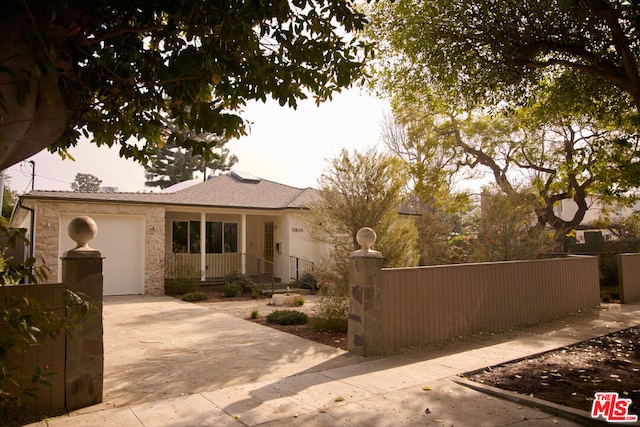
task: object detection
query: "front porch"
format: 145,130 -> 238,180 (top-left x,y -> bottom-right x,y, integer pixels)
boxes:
164,252 -> 275,286
164,253 -> 316,291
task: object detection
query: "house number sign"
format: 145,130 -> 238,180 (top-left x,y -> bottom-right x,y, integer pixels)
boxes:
292,227 -> 304,233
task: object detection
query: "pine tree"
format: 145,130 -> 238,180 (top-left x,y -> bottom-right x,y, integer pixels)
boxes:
144,139 -> 237,189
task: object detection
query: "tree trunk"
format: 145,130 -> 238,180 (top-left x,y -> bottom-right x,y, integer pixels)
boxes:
0,23 -> 71,170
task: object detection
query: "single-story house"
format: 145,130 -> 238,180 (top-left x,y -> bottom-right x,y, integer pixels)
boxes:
10,171 -> 327,295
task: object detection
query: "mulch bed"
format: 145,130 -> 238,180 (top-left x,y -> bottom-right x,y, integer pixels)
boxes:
466,326 -> 640,415
249,317 -> 348,351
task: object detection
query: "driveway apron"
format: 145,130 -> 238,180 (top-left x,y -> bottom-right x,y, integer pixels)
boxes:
86,295 -> 362,414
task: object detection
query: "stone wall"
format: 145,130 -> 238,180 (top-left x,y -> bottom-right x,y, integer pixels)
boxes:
34,201 -> 166,295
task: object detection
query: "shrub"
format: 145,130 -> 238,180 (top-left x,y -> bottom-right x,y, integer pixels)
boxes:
298,272 -> 317,290
224,270 -> 255,292
165,262 -> 199,295
250,284 -> 263,299
315,270 -> 349,322
266,310 -> 309,325
165,281 -> 199,295
250,309 -> 259,319
222,282 -> 244,298
310,317 -> 348,333
293,296 -> 305,306
181,291 -> 208,302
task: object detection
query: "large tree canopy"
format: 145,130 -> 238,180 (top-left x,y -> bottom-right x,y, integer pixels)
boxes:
0,0 -> 369,170
367,0 -> 640,115
387,98 -> 640,249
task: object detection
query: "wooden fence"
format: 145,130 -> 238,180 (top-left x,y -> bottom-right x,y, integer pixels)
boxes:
1,248 -> 104,415
618,253 -> 640,303
1,283 -> 67,413
380,256 -> 601,352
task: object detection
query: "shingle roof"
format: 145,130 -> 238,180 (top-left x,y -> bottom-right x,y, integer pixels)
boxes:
23,173 -> 319,210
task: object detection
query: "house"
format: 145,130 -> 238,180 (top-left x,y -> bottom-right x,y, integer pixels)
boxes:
553,195 -> 640,242
10,171 -> 327,295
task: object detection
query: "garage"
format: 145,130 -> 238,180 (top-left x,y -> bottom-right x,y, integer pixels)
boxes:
59,214 -> 145,295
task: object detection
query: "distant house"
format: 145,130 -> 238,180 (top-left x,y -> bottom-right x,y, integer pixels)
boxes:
553,195 -> 640,242
10,171 -> 327,295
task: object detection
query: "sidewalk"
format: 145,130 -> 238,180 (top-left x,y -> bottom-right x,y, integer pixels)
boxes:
28,299 -> 640,426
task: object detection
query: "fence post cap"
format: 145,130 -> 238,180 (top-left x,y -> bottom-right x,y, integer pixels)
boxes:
65,216 -> 100,257
351,227 -> 383,258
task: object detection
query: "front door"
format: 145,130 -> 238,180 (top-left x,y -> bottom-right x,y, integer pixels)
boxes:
264,222 -> 274,274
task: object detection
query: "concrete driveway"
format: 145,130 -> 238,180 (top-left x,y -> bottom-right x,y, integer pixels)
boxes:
83,295 -> 362,414
32,297 -> 640,426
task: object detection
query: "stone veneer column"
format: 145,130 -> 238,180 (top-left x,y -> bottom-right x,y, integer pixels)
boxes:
61,216 -> 104,411
348,227 -> 385,357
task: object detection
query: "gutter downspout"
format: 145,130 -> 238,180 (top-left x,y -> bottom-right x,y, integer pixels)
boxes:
16,198 -> 35,282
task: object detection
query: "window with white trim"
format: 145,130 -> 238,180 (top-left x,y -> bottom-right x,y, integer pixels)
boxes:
172,221 -> 238,253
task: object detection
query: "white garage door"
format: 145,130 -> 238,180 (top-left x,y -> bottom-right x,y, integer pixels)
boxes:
59,214 -> 145,295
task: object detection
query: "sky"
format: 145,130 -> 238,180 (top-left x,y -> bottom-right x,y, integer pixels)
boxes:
4,89 -> 390,195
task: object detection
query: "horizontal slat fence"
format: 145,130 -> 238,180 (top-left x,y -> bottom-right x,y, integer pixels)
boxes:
618,253 -> 640,303
381,256 -> 600,352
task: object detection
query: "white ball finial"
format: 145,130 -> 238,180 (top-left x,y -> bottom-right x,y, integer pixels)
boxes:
356,227 -> 377,250
352,227 -> 382,258
68,216 -> 98,250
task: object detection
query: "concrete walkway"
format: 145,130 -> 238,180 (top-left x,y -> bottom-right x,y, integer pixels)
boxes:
27,296 -> 640,426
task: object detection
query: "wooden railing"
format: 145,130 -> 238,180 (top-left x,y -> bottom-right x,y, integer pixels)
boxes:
205,253 -> 242,277
244,253 -> 274,292
164,253 -> 201,279
164,253 -> 242,279
164,253 -> 271,286
289,256 -> 315,284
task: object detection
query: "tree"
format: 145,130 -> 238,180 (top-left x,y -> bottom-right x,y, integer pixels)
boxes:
0,181 -> 15,221
472,189 -> 552,262
306,148 -> 419,269
306,148 -> 418,323
383,98 -> 640,250
381,114 -> 476,264
0,1 -> 369,170
144,139 -> 238,189
366,0 -> 640,116
70,173 -> 102,192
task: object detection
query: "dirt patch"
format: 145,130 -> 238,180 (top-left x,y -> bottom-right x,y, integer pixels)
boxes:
249,317 -> 348,351
467,326 -> 640,415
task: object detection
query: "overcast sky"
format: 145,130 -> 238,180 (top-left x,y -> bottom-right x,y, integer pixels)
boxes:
4,89 -> 390,194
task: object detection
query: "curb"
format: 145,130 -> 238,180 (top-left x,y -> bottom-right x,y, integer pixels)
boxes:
452,377 -> 638,426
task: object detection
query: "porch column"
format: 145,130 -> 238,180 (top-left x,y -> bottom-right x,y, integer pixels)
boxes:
241,213 -> 246,275
200,212 -> 206,281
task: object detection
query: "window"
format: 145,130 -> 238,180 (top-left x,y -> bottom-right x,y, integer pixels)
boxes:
206,221 -> 222,253
172,221 -> 200,253
172,221 -> 188,253
224,223 -> 238,252
175,220 -> 238,254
